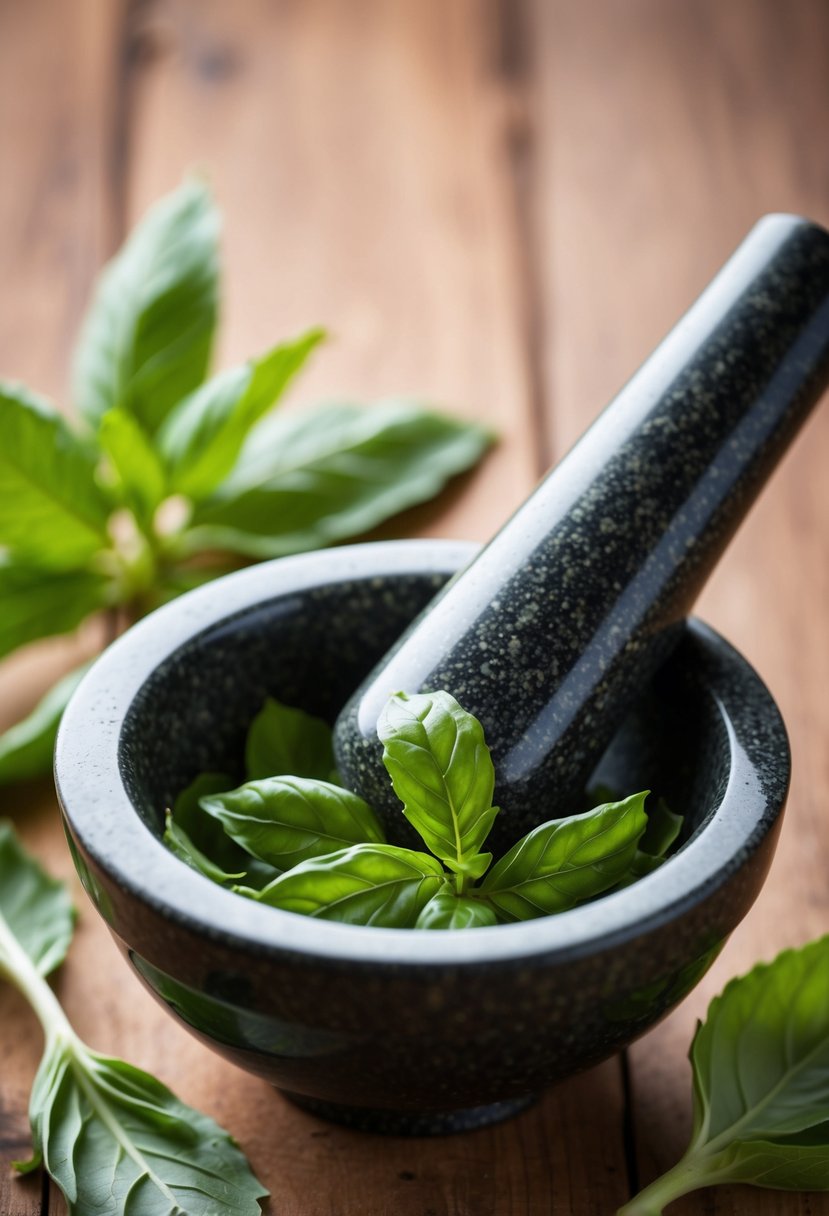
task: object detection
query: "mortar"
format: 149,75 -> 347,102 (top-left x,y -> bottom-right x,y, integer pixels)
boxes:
55,214 -> 828,1133
55,540 -> 788,1133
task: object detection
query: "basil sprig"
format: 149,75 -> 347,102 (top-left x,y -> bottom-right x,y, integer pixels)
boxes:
166,690 -> 674,929
0,823 -> 267,1215
0,179 -> 492,787
619,936 -> 829,1213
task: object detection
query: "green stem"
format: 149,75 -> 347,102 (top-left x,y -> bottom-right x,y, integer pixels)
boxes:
0,908 -> 78,1051
617,1155 -> 711,1216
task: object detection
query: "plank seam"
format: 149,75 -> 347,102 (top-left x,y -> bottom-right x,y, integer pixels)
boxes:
491,0 -> 553,477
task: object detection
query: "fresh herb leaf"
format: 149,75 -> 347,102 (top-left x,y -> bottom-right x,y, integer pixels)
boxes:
22,1045 -> 269,1215
639,797 -> 683,858
0,557 -> 109,661
200,777 -> 385,870
98,407 -> 168,527
166,772 -> 253,872
240,843 -> 446,927
619,936 -> 829,1214
377,690 -> 498,877
158,330 -> 325,500
615,796 -> 684,889
0,382 -> 111,567
481,792 -> 649,921
0,823 -> 267,1214
72,179 -> 219,433
0,822 -> 75,975
415,891 -> 498,930
0,662 -> 93,785
163,811 -> 245,884
183,401 -> 492,557
614,849 -> 666,888
244,696 -> 336,782
1,182 -> 491,791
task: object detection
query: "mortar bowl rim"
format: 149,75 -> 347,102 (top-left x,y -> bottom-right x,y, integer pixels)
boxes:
55,538 -> 790,970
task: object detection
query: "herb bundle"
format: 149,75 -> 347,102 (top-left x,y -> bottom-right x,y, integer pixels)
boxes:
0,180 -> 491,786
165,690 -> 683,927
0,823 -> 267,1215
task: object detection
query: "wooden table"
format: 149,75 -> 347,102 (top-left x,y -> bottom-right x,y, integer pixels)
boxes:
2,2 -> 828,1212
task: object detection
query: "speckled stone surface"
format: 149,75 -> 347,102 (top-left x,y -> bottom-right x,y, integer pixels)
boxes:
334,215 -> 829,851
56,543 -> 790,1134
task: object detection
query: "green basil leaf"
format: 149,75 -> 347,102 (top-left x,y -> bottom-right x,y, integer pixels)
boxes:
619,936 -> 829,1215
72,179 -> 219,433
415,891 -> 498,930
0,556 -> 109,661
183,401 -> 492,557
690,936 -> 829,1142
245,696 -> 336,782
0,825 -> 266,1210
242,843 -> 445,927
612,798 -> 682,890
98,408 -> 167,525
377,690 -> 498,871
163,811 -> 245,884
613,849 -> 665,889
0,662 -> 93,785
639,796 -> 683,858
701,1134 -> 829,1191
158,330 -> 324,500
0,382 -> 111,567
481,792 -> 649,921
200,777 -> 385,870
166,772 -> 256,876
0,822 -> 75,976
24,1041 -> 268,1214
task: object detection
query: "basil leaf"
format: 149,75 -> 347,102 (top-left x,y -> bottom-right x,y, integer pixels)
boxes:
72,179 -> 219,433
0,662 -> 93,785
0,824 -> 266,1212
692,936 -> 829,1141
242,843 -> 446,927
24,1043 -> 268,1214
614,849 -> 665,889
639,796 -> 683,858
98,408 -> 167,526
200,777 -> 385,870
377,690 -> 498,872
183,401 -> 492,557
158,330 -> 324,500
0,556 -> 109,661
167,772 -> 252,874
619,936 -> 829,1214
415,891 -> 498,930
0,382 -> 111,567
0,822 -> 75,976
245,696 -> 336,782
163,811 -> 245,884
704,1134 -> 829,1191
614,797 -> 683,889
481,792 -> 649,921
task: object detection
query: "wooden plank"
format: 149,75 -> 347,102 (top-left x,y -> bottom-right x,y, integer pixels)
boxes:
26,1 -> 629,1214
0,2 -> 123,1214
532,0 -> 829,1211
121,0 -> 538,540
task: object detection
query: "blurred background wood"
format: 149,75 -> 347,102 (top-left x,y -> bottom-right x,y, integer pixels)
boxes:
1,0 -> 828,1212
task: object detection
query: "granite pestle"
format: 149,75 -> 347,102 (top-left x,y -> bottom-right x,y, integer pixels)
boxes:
333,214 -> 829,851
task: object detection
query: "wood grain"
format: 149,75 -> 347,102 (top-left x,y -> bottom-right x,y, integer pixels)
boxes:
3,0 -> 829,1212
0,1 -> 122,1213
531,0 -> 829,1211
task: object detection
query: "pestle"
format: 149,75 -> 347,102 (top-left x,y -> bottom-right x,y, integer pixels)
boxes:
333,214 -> 829,851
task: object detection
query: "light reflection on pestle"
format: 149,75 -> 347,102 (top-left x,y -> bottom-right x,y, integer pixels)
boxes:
334,214 -> 829,853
